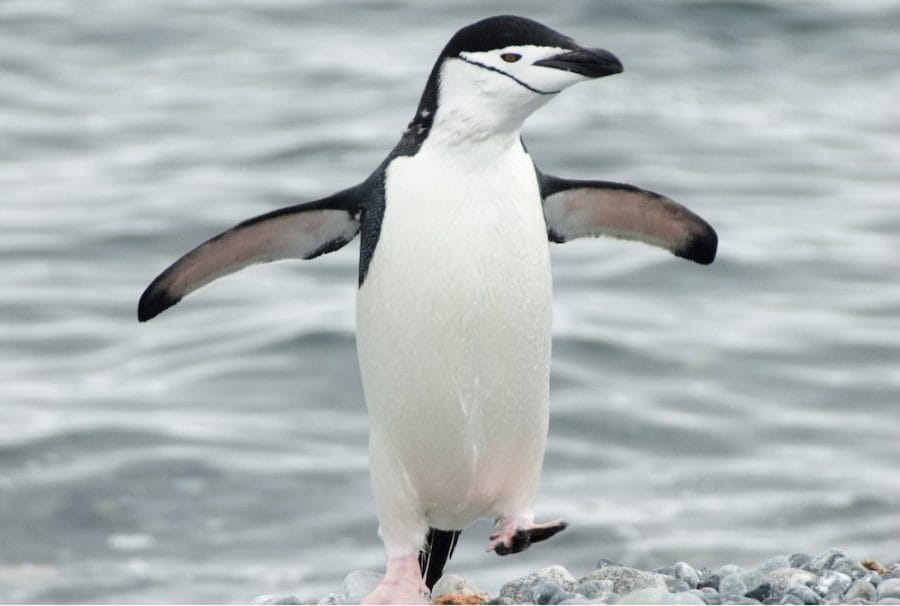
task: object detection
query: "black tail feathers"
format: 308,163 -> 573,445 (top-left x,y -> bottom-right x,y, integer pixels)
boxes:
419,528 -> 462,590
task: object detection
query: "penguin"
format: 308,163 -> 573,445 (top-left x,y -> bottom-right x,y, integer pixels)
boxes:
138,15 -> 717,605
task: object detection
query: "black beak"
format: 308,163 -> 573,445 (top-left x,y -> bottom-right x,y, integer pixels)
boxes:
533,47 -> 623,79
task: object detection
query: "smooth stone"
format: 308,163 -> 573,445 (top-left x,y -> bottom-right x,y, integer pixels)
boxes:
579,566 -> 667,596
745,582 -> 773,602
557,598 -> 594,605
549,591 -> 580,605
574,580 -> 615,599
779,596 -> 804,605
789,554 -> 812,570
501,567 -> 576,603
251,596 -> 301,605
763,568 -> 818,594
845,580 -> 878,602
721,596 -> 761,604
719,573 -> 748,597
489,598 -> 515,605
698,568 -> 721,590
718,565 -> 746,578
590,590 -> 620,604
885,569 -> 900,581
597,559 -> 625,569
675,562 -> 701,589
743,556 -> 791,590
538,565 -> 578,591
810,548 -> 847,572
666,577 -> 692,593
878,579 -> 900,600
813,570 -> 852,597
341,570 -> 383,605
834,557 -> 872,580
785,583 -> 823,605
528,581 -> 565,605
317,593 -> 346,605
432,574 -> 485,599
618,587 -> 703,604
656,567 -> 678,577
698,587 -> 722,605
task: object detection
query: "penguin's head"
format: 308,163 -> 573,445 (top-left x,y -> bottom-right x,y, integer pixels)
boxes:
416,15 -> 623,141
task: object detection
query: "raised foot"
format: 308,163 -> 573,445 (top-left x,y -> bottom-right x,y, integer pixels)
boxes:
486,517 -> 568,556
362,555 -> 430,605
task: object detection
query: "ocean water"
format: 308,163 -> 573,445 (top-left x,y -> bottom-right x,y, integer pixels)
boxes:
1,0 -> 899,602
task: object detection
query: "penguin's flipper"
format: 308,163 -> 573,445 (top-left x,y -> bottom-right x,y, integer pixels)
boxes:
138,186 -> 362,322
539,173 -> 717,265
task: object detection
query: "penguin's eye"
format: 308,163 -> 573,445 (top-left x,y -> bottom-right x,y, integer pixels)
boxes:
500,53 -> 522,63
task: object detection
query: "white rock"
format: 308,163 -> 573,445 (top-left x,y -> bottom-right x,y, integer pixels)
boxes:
432,574 -> 486,599
342,570 -> 383,604
619,587 -> 704,604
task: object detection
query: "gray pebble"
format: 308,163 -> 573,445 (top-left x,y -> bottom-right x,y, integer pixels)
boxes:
501,566 -> 576,603
656,567 -> 678,577
764,568 -> 817,594
885,569 -> 900,581
743,556 -> 792,590
598,558 -> 625,569
810,548 -> 847,573
779,595 -> 804,605
675,562 -> 701,589
667,577 -> 692,593
719,573 -> 748,597
719,597 -> 761,605
316,594 -> 346,605
845,580 -> 878,602
529,581 -> 565,605
719,565 -> 747,578
745,582 -> 773,602
578,565 -> 667,595
341,570 -> 382,605
834,557 -> 872,580
878,579 -> 900,601
789,554 -> 812,570
538,565 -> 578,591
557,597 -> 594,605
698,568 -> 721,590
550,591 -> 580,605
813,569 -> 853,597
251,596 -> 302,605
574,579 -> 614,599
619,587 -> 704,604
698,587 -> 721,605
489,597 -> 515,605
785,583 -> 823,605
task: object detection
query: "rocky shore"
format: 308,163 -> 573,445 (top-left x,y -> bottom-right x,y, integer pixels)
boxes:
253,548 -> 900,605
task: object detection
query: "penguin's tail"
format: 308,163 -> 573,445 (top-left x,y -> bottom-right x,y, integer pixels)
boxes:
419,527 -> 462,590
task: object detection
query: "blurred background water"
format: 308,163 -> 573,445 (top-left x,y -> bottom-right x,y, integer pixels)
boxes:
1,0 -> 899,602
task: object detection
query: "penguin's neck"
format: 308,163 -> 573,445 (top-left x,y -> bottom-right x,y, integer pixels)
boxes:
406,58 -> 551,149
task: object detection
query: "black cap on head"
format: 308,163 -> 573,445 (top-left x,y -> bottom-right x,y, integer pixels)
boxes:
439,15 -> 579,58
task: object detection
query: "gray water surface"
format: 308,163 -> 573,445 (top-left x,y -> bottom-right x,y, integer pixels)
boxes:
1,0 -> 899,603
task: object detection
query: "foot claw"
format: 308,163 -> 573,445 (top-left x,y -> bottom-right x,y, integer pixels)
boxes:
487,519 -> 568,556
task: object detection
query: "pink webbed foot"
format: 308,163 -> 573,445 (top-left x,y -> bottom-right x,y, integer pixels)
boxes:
486,517 -> 569,556
362,555 -> 430,605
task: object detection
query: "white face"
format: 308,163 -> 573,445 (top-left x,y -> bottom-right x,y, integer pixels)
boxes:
433,45 -> 595,142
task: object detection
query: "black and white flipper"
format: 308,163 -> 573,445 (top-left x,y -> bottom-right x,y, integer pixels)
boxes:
539,173 -> 717,265
137,185 -> 364,322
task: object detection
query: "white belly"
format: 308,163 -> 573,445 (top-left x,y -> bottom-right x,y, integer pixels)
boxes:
356,138 -> 552,532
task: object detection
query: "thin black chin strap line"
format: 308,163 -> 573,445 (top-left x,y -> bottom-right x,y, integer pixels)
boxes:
457,56 -> 561,95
